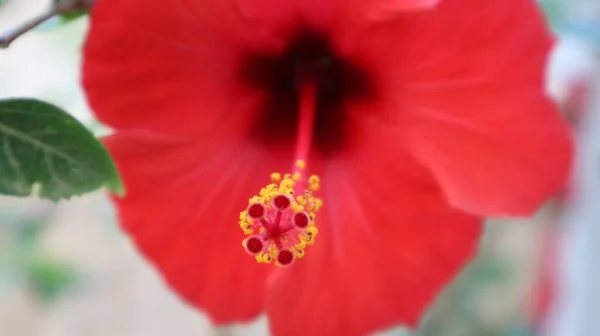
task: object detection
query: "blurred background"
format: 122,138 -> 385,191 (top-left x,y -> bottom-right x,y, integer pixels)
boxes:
0,0 -> 598,335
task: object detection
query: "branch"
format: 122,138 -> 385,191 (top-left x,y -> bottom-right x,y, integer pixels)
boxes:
0,0 -> 93,48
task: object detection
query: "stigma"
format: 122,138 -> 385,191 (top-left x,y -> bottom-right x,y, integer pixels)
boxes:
240,160 -> 322,266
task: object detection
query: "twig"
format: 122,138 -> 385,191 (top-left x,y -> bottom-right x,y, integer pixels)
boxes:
0,0 -> 93,48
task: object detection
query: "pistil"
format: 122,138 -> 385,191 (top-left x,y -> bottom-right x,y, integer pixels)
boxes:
239,81 -> 323,267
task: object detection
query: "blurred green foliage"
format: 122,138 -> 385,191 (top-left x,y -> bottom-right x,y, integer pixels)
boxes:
416,254 -> 519,336
540,0 -> 565,28
0,210 -> 77,304
28,257 -> 76,303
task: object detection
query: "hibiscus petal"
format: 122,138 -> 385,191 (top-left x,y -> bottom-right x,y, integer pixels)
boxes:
103,131 -> 292,323
399,90 -> 573,216
83,0 -> 275,134
363,0 -> 440,21
348,0 -> 573,216
83,0 -> 441,136
265,123 -> 482,336
222,0 -> 439,46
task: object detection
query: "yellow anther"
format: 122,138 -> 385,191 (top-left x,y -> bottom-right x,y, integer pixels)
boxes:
292,172 -> 301,181
239,211 -> 253,234
255,244 -> 277,264
271,173 -> 281,181
305,227 -> 319,244
309,175 -> 320,191
295,160 -> 306,170
256,253 -> 270,263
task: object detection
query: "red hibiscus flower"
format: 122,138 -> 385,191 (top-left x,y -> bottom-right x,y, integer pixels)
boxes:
82,0 -> 572,335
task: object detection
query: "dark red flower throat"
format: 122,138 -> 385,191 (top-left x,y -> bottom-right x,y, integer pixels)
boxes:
241,27 -> 374,156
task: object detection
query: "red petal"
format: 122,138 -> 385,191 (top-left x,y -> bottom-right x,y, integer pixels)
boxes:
83,0 -> 441,136
103,131 -> 292,324
83,0 -> 274,134
236,0 -> 438,30
354,0 -> 440,22
399,91 -> 572,216
347,0 -> 573,216
265,124 -> 482,335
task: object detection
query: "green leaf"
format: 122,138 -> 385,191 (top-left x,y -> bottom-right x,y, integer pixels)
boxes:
59,10 -> 87,23
55,0 -> 88,24
0,98 -> 124,200
36,1 -> 88,31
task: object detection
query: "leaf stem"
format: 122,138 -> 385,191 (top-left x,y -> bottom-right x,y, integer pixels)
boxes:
0,0 -> 93,48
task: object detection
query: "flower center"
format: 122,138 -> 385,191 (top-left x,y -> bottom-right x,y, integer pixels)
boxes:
241,27 -> 373,157
239,160 -> 322,266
